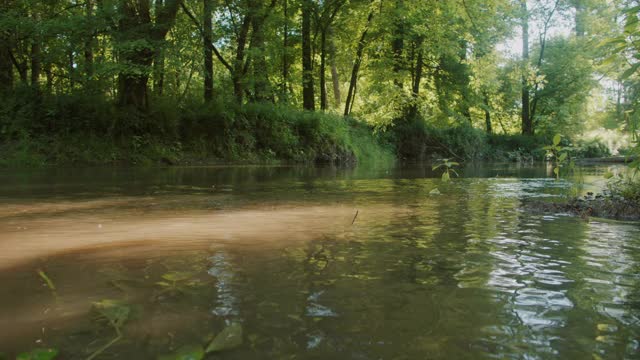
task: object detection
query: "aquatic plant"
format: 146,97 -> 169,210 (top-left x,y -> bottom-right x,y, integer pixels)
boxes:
87,300 -> 130,360
432,158 -> 460,182
543,134 -> 574,180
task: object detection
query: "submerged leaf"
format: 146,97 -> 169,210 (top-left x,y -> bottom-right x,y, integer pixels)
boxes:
158,344 -> 204,360
92,299 -> 130,328
206,322 -> 243,353
16,348 -> 58,360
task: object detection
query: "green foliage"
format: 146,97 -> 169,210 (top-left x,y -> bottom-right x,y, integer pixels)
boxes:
16,349 -> 58,360
432,159 -> 459,182
392,116 -> 489,161
543,134 -> 575,180
488,134 -> 546,161
571,138 -> 612,158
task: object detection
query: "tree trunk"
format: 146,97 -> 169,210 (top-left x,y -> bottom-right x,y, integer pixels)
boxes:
392,0 -> 404,89
0,40 -> 12,93
521,0 -> 533,135
328,29 -> 341,107
68,49 -> 75,88
233,14 -> 251,104
203,0 -> 213,102
408,39 -> 423,117
84,0 -> 95,82
302,0 -> 315,110
250,2 -> 274,102
119,74 -> 150,110
30,16 -> 40,90
344,9 -> 375,117
484,95 -> 492,134
320,29 -> 328,110
281,0 -> 289,102
117,0 -> 179,110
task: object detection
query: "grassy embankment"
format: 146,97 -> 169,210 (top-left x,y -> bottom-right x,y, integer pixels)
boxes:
0,91 -> 610,167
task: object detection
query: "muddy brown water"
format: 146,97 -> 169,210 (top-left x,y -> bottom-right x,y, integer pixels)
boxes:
1,164 -> 639,359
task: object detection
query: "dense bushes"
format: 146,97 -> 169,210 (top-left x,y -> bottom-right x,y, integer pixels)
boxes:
0,90 -> 616,166
392,119 -> 489,161
0,92 -> 394,166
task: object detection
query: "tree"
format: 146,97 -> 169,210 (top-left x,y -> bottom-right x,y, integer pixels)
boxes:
115,0 -> 180,111
302,0 -> 315,110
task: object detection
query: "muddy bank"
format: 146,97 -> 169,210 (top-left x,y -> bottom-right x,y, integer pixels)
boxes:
523,195 -> 640,221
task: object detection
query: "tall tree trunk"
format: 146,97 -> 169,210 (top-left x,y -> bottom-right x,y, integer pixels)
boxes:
68,49 -> 75,88
392,0 -> 404,89
408,38 -> 423,117
521,0 -> 533,135
484,94 -> 492,134
250,1 -> 275,102
328,28 -> 341,107
0,41 -> 12,93
153,0 -> 166,97
30,9 -> 40,90
320,29 -> 328,110
302,0 -> 315,110
344,9 -> 375,117
84,0 -> 95,82
117,0 -> 179,110
203,0 -> 213,102
232,14 -> 251,104
281,0 -> 289,102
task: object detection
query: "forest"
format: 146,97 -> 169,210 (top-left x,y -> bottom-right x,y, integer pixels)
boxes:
0,0 -> 639,166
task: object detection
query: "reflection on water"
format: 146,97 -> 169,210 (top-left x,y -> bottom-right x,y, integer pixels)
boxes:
0,163 -> 639,359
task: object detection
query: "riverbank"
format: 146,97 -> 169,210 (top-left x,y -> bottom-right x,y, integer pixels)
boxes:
0,95 -> 609,167
524,193 -> 640,221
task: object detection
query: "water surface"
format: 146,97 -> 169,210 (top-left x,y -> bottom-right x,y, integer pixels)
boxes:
1,163 -> 639,359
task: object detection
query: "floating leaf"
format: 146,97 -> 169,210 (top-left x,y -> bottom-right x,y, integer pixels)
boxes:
206,322 -> 243,353
429,188 -> 441,196
158,344 -> 204,360
16,348 -> 58,360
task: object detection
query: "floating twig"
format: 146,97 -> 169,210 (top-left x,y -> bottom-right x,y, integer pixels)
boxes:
351,210 -> 359,225
37,269 -> 57,296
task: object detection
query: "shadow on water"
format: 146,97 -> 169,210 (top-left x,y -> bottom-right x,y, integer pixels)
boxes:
1,163 -> 639,359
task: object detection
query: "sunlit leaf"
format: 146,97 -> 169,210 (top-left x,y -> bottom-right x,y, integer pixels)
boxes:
442,172 -> 450,182
559,153 -> 567,162
621,62 -> 640,80
16,349 -> 58,360
553,134 -> 561,146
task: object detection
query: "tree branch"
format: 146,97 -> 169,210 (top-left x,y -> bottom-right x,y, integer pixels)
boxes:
179,0 -> 233,74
